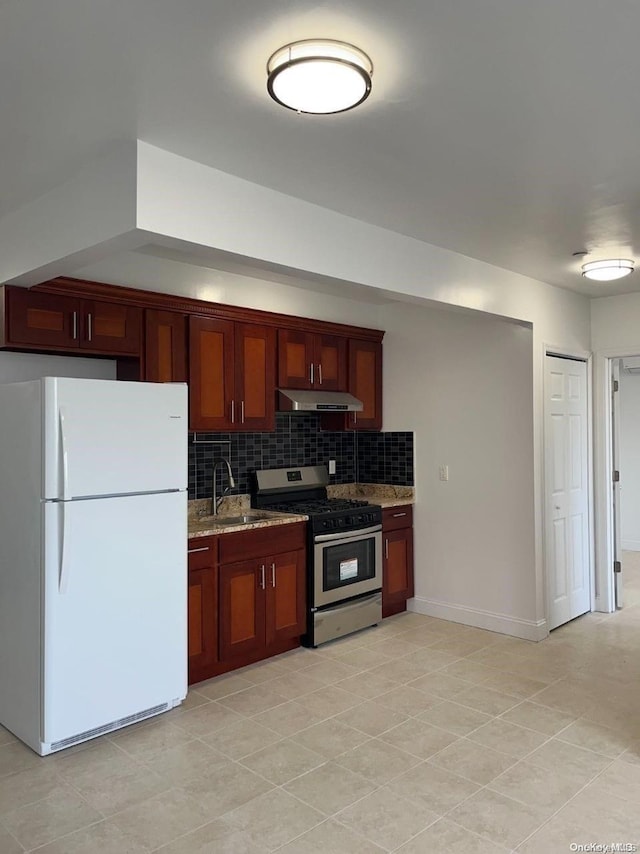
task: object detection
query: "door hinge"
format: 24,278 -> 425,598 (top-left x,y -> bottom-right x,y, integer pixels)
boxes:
613,379 -> 619,392
614,560 -> 622,574
613,470 -> 620,482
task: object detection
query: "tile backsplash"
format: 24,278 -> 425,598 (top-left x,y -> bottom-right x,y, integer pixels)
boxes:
188,413 -> 414,500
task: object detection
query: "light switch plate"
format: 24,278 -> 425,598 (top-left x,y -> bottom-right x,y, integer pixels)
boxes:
439,464 -> 449,482
328,459 -> 336,475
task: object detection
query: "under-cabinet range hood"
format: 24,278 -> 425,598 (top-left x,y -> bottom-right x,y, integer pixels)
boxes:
278,389 -> 364,412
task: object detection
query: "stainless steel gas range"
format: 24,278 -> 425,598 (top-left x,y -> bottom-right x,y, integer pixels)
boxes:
252,465 -> 383,646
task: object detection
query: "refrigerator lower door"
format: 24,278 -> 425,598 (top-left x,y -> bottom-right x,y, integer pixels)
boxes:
42,491 -> 187,754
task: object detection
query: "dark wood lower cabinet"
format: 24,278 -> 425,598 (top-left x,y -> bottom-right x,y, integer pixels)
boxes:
219,548 -> 306,666
219,559 -> 266,661
188,524 -> 306,684
382,505 -> 414,618
187,538 -> 219,685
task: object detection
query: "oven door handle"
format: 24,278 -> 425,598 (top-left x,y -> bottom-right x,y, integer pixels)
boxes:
315,524 -> 382,543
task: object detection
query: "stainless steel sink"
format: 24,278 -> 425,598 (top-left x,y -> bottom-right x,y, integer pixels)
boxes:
213,514 -> 265,526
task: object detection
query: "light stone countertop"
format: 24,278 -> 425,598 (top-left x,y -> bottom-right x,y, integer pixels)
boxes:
187,496 -> 307,539
187,483 -> 414,538
328,483 -> 415,509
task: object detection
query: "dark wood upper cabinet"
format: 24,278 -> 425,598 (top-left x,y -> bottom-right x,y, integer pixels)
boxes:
235,323 -> 276,431
0,287 -> 141,356
2,289 -> 80,350
190,316 -> 275,431
189,316 -> 235,430
145,309 -> 187,383
347,338 -> 383,430
80,300 -> 141,355
278,329 -> 347,392
278,329 -> 315,389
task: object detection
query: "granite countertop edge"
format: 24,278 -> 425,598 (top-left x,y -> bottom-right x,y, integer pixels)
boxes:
187,483 -> 414,537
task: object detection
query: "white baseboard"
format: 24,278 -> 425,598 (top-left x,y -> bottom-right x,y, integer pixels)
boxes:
408,597 -> 548,642
621,540 -> 640,552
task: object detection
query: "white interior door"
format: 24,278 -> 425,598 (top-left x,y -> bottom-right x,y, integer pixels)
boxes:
611,359 -> 624,608
42,491 -> 187,748
545,355 -> 591,630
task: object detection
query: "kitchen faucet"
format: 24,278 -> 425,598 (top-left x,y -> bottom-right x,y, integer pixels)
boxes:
211,458 -> 235,515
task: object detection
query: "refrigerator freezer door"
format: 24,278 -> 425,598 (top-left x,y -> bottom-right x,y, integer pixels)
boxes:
43,378 -> 187,500
42,491 -> 187,751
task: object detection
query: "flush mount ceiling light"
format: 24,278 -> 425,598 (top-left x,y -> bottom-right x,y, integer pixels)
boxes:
267,39 -> 373,114
581,259 -> 635,281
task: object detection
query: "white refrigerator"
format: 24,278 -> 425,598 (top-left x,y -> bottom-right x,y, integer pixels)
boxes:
0,377 -> 188,755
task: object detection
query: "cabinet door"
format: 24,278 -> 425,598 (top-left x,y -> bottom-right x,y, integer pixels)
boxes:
315,334 -> 347,391
265,550 -> 306,646
188,565 -> 218,684
189,316 -> 235,430
347,339 -> 383,430
235,323 -> 276,431
6,288 -> 79,349
145,310 -> 187,383
81,300 -> 141,355
278,329 -> 315,389
383,527 -> 414,617
219,561 -> 266,661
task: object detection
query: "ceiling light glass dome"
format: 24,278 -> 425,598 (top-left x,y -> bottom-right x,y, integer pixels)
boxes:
581,259 -> 635,281
267,40 -> 373,115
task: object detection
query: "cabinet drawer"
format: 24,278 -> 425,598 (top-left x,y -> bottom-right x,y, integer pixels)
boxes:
219,522 -> 306,564
382,505 -> 413,531
188,537 -> 218,570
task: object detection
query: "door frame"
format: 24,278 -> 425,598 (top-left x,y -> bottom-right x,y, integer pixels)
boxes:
594,346 -> 640,612
542,344 -> 595,630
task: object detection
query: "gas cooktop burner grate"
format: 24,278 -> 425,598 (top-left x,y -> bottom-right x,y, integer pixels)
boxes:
270,498 -> 370,515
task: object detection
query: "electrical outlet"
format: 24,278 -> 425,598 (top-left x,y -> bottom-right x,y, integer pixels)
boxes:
439,464 -> 449,482
328,459 -> 336,475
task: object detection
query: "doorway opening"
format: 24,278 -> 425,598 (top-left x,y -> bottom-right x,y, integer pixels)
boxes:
609,356 -> 640,611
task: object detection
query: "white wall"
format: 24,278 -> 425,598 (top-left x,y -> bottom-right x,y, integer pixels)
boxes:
0,352 -> 116,384
382,301 -> 537,635
619,370 -> 640,550
592,292 -> 640,351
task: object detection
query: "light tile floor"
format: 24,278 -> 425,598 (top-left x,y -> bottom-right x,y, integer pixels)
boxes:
1,557 -> 639,852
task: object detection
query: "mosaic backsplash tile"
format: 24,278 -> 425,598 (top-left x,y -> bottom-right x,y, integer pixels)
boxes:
188,412 -> 414,500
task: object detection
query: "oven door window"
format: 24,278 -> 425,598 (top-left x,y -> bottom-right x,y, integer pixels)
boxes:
323,538 -> 376,592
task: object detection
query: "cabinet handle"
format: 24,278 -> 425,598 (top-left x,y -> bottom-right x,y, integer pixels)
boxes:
385,538 -> 389,560
271,562 -> 276,587
72,311 -> 78,340
188,545 -> 210,554
392,512 -> 407,518
87,313 -> 92,342
241,400 -> 245,424
259,564 -> 266,590
318,363 -> 323,385
310,363 -> 314,385
231,400 -> 235,423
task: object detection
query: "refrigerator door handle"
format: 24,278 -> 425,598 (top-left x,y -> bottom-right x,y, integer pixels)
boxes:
59,502 -> 71,594
59,407 -> 71,501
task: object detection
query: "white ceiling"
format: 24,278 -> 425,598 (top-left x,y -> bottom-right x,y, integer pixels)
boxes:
3,0 -> 640,297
